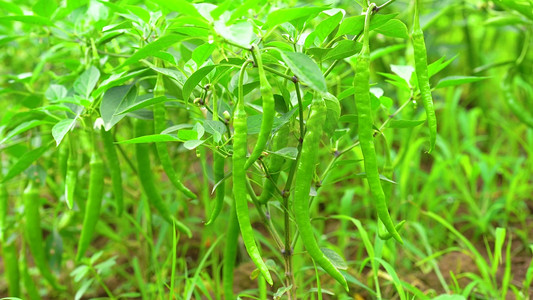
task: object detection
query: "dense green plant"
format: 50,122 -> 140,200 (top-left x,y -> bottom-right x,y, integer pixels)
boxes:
1,0 -> 532,299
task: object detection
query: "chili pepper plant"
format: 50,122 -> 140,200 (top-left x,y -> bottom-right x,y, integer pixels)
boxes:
1,0 -> 533,299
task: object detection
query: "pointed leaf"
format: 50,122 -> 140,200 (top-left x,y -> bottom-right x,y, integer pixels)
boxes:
375,19 -> 409,39
100,85 -> 137,131
280,51 -> 327,93
264,7 -> 326,28
435,76 -> 488,89
182,65 -> 217,101
115,96 -> 168,115
74,66 -> 100,99
52,119 -> 76,146
2,144 -> 51,183
118,35 -> 185,68
116,134 -> 181,144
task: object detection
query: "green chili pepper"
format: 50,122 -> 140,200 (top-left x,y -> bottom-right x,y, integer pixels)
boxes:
76,149 -> 104,261
233,60 -> 273,285
2,241 -> 21,297
134,119 -> 192,238
222,202 -> 239,299
206,89 -> 226,225
502,72 -> 533,128
293,97 -> 348,291
244,45 -> 275,169
354,4 -> 402,243
153,64 -> 197,199
22,254 -> 42,300
23,181 -> 65,290
64,140 -> 77,209
377,136 -> 406,240
258,124 -> 289,204
413,0 -> 437,153
101,128 -> 124,216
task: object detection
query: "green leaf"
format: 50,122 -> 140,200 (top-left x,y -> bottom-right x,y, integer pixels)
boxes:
428,55 -> 457,78
435,76 -> 488,89
320,248 -> 348,270
323,40 -> 362,61
214,20 -> 255,48
203,120 -> 226,143
2,144 -> 51,183
335,13 -> 397,38
264,6 -> 326,28
52,119 -> 76,146
323,93 -> 340,136
100,85 -> 137,131
182,65 -> 217,102
33,0 -> 58,18
0,120 -> 48,145
183,139 -> 205,150
280,51 -> 327,93
305,11 -> 343,48
117,134 -> 180,144
370,44 -> 406,61
492,227 -> 506,272
152,0 -> 203,18
388,119 -> 425,128
115,96 -> 168,115
431,295 -> 466,300
390,65 -> 414,85
161,124 -> 194,134
192,43 -> 216,67
45,84 -> 68,102
94,69 -> 148,98
118,35 -> 185,69
0,15 -> 54,26
0,0 -> 23,14
246,114 -> 262,134
270,147 -> 298,160
177,129 -> 198,141
73,66 -> 100,99
375,19 -> 409,39
125,5 -> 150,24
497,0 -> 533,21
150,67 -> 187,86
74,279 -> 94,300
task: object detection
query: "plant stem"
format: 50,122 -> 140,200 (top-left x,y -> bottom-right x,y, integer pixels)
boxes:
375,0 -> 397,13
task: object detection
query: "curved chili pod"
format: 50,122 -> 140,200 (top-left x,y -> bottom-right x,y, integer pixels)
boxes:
153,68 -> 197,199
101,129 -> 124,216
244,45 -> 275,169
412,0 -> 437,153
134,119 -> 192,238
258,124 -> 289,204
233,60 -> 273,285
222,202 -> 240,299
354,4 -> 402,243
64,148 -> 77,209
293,97 -> 349,291
76,152 -> 104,261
